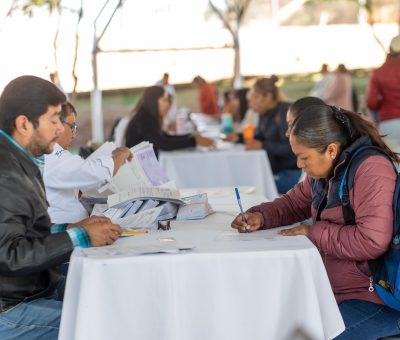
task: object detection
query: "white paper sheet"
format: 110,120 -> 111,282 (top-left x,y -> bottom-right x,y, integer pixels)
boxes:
79,242 -> 195,257
134,145 -> 170,186
108,186 -> 183,208
86,141 -> 117,160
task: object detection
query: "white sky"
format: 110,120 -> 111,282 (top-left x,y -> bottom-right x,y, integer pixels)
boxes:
0,0 -> 397,93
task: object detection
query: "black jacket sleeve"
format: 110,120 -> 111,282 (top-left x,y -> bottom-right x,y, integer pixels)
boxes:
0,171 -> 73,277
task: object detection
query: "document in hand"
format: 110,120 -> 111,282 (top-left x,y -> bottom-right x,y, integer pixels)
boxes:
82,141 -> 171,197
176,193 -> 214,220
108,142 -> 170,193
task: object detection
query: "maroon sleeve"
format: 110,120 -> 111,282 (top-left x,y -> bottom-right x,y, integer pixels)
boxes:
248,176 -> 312,228
308,156 -> 395,261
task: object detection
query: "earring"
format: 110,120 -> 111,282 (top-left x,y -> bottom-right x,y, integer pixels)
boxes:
331,155 -> 335,159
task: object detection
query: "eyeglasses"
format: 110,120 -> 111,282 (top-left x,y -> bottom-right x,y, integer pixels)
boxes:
60,118 -> 77,134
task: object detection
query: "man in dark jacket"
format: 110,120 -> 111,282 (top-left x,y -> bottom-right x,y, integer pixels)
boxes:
0,75 -> 122,339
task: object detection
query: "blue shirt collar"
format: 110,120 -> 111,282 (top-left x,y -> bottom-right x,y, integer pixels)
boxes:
0,129 -> 37,165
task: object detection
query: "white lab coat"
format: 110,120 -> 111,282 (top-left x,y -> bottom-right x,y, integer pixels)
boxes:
43,144 -> 114,224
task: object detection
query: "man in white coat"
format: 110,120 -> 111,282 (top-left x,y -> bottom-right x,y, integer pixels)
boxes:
43,102 -> 132,223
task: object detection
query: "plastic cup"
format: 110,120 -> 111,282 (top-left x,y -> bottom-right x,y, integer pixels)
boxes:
242,123 -> 254,142
221,113 -> 234,134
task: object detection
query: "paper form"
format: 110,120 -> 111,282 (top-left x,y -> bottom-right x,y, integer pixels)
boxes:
108,158 -> 152,192
134,146 -> 170,186
79,242 -> 195,257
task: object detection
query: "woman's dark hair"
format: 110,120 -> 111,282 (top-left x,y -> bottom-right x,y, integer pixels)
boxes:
60,102 -> 77,121
253,77 -> 279,100
124,86 -> 165,145
0,75 -> 66,134
291,105 -> 400,163
235,88 -> 249,120
289,96 -> 325,120
129,86 -> 165,128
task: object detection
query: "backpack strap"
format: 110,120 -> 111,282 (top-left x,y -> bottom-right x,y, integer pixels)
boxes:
338,146 -> 393,225
339,146 -> 398,277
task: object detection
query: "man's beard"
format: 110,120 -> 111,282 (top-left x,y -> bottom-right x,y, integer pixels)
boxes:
26,131 -> 58,157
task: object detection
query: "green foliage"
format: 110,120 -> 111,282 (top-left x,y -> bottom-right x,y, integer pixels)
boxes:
7,0 -> 61,17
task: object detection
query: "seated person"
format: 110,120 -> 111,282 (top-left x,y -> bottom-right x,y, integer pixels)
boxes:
222,88 -> 250,129
0,75 -> 121,340
232,105 -> 400,340
43,102 -> 132,224
124,86 -> 214,155
286,96 -> 326,137
227,77 -> 300,194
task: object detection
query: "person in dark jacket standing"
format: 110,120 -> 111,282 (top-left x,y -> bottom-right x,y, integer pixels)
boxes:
0,75 -> 121,340
124,86 -> 214,156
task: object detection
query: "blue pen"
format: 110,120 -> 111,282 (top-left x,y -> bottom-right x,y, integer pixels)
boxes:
235,187 -> 250,231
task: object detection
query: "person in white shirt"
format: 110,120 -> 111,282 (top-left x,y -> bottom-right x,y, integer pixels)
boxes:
309,64 -> 334,99
156,73 -> 178,131
43,102 -> 132,223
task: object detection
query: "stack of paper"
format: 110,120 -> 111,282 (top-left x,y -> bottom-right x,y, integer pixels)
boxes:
82,141 -> 215,230
176,193 -> 214,220
107,186 -> 183,208
113,206 -> 163,231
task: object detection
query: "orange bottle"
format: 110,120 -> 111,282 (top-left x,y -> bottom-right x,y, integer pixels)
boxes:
242,123 -> 254,143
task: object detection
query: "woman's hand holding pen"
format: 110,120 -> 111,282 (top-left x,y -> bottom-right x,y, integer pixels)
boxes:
231,212 -> 264,233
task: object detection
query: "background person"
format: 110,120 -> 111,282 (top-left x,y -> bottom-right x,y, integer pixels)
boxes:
192,75 -> 220,116
231,105 -> 400,340
0,75 -> 121,340
366,34 -> 400,152
309,63 -> 334,99
124,86 -> 214,156
286,96 -> 326,137
43,102 -> 132,224
227,77 -> 300,194
322,64 -> 353,111
156,72 -> 178,130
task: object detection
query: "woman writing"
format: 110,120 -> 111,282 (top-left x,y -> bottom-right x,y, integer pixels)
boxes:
232,105 -> 400,339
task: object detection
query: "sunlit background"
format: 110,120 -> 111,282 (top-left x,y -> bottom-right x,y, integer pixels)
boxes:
1,0 -> 399,92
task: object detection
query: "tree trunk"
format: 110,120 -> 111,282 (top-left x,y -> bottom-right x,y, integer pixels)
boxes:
71,1 -> 83,104
232,19 -> 242,89
364,0 -> 386,53
52,8 -> 61,72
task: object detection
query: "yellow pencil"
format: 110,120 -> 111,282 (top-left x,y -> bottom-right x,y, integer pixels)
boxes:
121,230 -> 148,235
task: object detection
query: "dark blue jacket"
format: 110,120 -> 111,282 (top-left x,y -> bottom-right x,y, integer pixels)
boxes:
255,101 -> 296,173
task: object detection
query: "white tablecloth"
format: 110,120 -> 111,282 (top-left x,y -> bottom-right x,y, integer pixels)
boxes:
59,193 -> 344,340
159,147 -> 279,201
